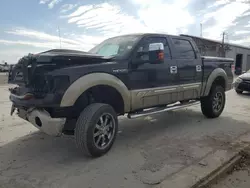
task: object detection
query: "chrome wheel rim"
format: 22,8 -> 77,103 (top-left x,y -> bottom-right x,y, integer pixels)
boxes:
93,113 -> 115,149
212,92 -> 223,113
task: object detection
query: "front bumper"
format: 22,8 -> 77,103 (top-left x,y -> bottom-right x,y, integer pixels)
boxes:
9,92 -> 61,108
234,79 -> 250,91
18,108 -> 66,136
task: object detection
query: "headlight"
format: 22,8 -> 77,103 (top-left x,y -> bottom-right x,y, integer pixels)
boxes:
236,77 -> 242,82
235,77 -> 243,83
49,75 -> 70,93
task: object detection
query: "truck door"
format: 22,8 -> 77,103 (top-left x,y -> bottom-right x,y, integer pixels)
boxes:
170,37 -> 202,99
128,36 -> 179,109
129,36 -> 178,89
171,38 -> 198,83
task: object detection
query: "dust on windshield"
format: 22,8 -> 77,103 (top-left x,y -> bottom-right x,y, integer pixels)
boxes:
88,35 -> 140,58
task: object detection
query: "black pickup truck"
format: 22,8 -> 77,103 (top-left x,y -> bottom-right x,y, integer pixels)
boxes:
8,33 -> 234,157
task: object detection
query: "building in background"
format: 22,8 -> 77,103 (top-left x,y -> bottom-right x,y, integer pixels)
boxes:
181,34 -> 250,75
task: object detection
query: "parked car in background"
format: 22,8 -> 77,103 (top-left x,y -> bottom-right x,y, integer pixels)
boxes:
0,63 -> 10,72
234,69 -> 250,94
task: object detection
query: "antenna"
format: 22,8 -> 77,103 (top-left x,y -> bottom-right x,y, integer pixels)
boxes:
57,26 -> 62,49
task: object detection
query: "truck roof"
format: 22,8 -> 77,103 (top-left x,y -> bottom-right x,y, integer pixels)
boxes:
108,33 -> 192,40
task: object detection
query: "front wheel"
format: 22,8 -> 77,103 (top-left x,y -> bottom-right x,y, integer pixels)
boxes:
235,89 -> 243,94
75,103 -> 118,157
201,85 -> 226,118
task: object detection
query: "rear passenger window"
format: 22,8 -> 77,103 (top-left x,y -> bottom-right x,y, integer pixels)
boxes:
172,38 -> 195,59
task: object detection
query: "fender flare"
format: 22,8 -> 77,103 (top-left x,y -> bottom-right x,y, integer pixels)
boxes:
203,68 -> 228,96
60,73 -> 131,112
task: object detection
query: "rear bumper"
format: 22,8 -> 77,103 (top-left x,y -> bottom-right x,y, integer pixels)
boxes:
18,108 -> 66,136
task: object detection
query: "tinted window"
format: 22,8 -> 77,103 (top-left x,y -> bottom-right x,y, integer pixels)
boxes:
136,37 -> 171,60
172,38 -> 195,59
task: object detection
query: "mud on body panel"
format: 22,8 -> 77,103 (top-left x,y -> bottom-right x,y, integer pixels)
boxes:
130,83 -> 202,111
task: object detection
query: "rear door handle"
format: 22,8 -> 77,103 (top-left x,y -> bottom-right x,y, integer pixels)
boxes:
170,66 -> 178,74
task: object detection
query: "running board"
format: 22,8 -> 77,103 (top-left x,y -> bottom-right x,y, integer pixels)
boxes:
127,101 -> 200,119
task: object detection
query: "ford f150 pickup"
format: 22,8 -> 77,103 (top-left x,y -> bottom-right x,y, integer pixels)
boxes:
8,33 -> 234,157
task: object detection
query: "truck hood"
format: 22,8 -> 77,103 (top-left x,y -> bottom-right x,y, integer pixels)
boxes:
35,49 -> 111,64
8,49 -> 113,86
239,72 -> 250,81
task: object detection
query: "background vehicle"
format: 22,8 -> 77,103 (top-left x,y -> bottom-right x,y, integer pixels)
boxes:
8,33 -> 234,157
0,63 -> 10,72
234,69 -> 250,94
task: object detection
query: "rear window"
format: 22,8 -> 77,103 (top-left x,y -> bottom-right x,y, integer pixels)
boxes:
172,38 -> 195,59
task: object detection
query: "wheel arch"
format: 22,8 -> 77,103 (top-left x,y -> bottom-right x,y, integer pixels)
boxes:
203,68 -> 228,96
60,73 -> 131,113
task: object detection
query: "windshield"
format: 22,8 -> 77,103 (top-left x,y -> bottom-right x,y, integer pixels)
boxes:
88,35 -> 140,58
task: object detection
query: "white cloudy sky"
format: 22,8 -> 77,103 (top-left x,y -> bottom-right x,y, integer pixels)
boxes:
1,0 -> 250,63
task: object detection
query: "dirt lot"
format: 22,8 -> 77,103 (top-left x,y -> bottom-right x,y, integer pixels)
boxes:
0,73 -> 250,188
211,157 -> 250,188
0,73 -> 8,85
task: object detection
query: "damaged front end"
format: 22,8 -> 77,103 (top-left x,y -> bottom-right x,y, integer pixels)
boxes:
8,49 -> 111,135
9,52 -> 67,109
8,52 -> 70,136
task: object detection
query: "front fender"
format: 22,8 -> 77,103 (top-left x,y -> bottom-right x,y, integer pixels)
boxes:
60,73 -> 131,112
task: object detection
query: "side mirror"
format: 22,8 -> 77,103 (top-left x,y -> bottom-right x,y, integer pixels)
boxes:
148,43 -> 164,64
133,42 -> 165,65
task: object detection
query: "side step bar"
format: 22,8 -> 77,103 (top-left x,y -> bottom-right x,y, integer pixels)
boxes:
127,100 -> 200,119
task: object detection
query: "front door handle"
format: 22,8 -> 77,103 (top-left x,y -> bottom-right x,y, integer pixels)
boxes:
196,65 -> 202,72
170,66 -> 178,74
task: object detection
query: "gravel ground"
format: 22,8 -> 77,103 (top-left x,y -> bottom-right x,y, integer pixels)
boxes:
0,73 -> 8,85
211,157 -> 250,188
0,74 -> 250,188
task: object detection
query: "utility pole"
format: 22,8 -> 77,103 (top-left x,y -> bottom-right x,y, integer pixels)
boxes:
200,23 -> 203,37
58,26 -> 62,49
222,32 -> 225,45
221,32 -> 227,57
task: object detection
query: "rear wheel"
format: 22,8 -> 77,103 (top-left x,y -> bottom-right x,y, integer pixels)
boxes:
201,85 -> 225,118
75,103 -> 118,157
235,89 -> 243,94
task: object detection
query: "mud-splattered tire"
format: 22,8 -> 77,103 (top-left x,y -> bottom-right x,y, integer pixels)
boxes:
201,85 -> 226,118
235,89 -> 243,94
75,103 -> 118,157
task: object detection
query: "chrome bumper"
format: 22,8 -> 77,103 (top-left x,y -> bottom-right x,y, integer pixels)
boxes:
18,108 -> 66,136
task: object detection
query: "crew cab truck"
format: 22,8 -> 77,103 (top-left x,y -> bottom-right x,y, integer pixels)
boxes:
8,33 -> 234,157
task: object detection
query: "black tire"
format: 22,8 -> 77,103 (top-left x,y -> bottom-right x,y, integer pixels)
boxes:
235,89 -> 243,94
201,85 -> 226,118
75,103 -> 118,157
